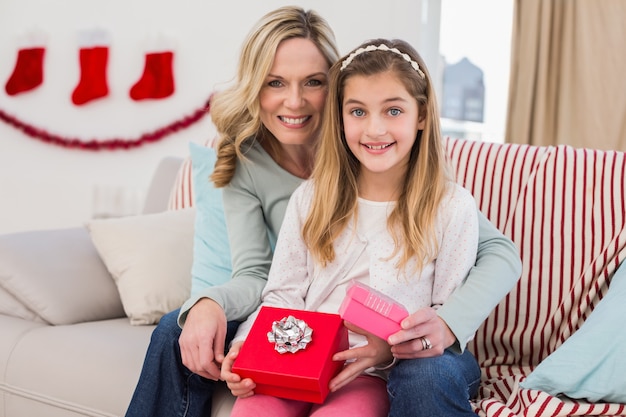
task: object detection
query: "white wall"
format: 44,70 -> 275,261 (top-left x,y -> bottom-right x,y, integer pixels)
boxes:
0,0 -> 435,234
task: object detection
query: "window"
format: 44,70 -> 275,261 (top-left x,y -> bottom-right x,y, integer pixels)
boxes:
438,0 -> 514,143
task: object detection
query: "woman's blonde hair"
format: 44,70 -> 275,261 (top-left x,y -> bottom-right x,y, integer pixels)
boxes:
303,38 -> 452,274
210,6 -> 339,187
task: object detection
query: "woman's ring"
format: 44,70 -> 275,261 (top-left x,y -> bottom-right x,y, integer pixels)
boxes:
420,336 -> 432,350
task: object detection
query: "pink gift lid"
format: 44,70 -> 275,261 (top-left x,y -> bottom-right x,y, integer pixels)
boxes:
345,281 -> 409,323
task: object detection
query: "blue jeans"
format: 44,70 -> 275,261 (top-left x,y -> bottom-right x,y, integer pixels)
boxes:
125,309 -> 240,417
387,349 -> 481,417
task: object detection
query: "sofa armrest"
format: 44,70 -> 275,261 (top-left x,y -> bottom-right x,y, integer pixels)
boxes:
142,156 -> 184,214
0,227 -> 126,325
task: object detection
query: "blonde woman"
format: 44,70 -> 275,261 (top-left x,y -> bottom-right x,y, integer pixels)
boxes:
126,7 -> 338,417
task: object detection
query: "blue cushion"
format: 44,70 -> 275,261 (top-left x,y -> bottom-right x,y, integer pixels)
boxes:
188,142 -> 232,295
520,263 -> 626,403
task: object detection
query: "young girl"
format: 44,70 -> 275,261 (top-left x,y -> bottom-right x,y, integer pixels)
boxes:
223,38 -> 481,417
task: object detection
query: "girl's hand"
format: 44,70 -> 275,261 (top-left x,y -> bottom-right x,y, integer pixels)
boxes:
221,341 -> 257,398
387,307 -> 456,358
328,321 -> 393,392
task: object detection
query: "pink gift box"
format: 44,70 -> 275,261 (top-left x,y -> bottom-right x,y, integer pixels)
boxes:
338,281 -> 409,340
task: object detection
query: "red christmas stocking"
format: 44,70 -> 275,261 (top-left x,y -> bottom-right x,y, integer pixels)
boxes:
5,47 -> 45,96
130,51 -> 175,100
72,30 -> 110,105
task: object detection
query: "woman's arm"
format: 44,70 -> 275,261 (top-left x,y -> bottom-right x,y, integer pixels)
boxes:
179,144 -> 301,325
230,182 -> 312,344
177,144 -> 299,378
178,177 -> 270,325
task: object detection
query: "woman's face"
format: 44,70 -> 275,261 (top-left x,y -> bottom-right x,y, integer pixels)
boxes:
259,37 -> 330,147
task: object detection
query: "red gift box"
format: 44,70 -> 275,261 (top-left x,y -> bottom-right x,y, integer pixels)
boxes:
232,306 -> 349,404
338,281 -> 409,340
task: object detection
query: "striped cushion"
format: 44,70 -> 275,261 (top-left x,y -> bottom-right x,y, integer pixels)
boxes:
167,156 -> 193,210
444,137 -> 626,417
167,137 -> 217,210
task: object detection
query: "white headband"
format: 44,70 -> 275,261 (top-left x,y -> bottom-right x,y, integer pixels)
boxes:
339,43 -> 426,79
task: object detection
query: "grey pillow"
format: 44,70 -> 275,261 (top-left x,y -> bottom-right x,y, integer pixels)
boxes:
0,227 -> 125,325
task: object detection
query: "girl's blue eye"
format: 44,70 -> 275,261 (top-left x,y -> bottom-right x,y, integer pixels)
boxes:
389,108 -> 402,116
351,109 -> 365,117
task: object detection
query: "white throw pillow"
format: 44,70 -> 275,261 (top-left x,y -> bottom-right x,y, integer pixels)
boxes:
86,208 -> 195,325
0,227 -> 126,325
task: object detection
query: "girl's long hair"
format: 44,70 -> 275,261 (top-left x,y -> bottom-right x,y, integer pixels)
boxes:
210,6 -> 339,188
303,38 -> 452,274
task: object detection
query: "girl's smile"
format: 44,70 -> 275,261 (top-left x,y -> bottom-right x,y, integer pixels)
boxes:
342,71 -> 424,196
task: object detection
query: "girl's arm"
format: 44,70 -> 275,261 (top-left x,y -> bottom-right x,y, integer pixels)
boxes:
431,187 -> 479,307
389,209 -> 521,357
437,209 -> 522,351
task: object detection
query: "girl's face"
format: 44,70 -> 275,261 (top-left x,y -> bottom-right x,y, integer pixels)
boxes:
342,71 -> 424,186
259,38 -> 330,147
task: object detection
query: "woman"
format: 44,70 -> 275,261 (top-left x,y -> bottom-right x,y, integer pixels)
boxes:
125,7 -> 339,417
125,6 -> 522,417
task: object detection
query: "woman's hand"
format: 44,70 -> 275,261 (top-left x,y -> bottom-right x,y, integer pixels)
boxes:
179,298 -> 227,380
221,341 -> 257,398
387,307 -> 456,358
329,321 -> 393,392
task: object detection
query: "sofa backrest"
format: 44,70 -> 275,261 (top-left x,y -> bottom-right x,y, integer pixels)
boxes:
443,137 -> 626,378
143,156 -> 184,214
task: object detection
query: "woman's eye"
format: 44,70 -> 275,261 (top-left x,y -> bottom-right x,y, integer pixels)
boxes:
389,108 -> 402,116
306,79 -> 323,87
268,80 -> 283,87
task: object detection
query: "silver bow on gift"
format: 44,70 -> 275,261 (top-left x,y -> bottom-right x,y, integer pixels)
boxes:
267,315 -> 313,354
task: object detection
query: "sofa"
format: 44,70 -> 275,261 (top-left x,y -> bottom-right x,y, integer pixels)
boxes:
0,156 -> 235,417
1,137 -> 625,417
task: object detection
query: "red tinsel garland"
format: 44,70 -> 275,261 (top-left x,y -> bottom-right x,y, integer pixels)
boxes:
0,96 -> 211,150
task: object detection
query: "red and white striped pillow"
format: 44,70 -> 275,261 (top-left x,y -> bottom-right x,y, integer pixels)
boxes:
168,156 -> 194,210
167,137 -> 218,211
